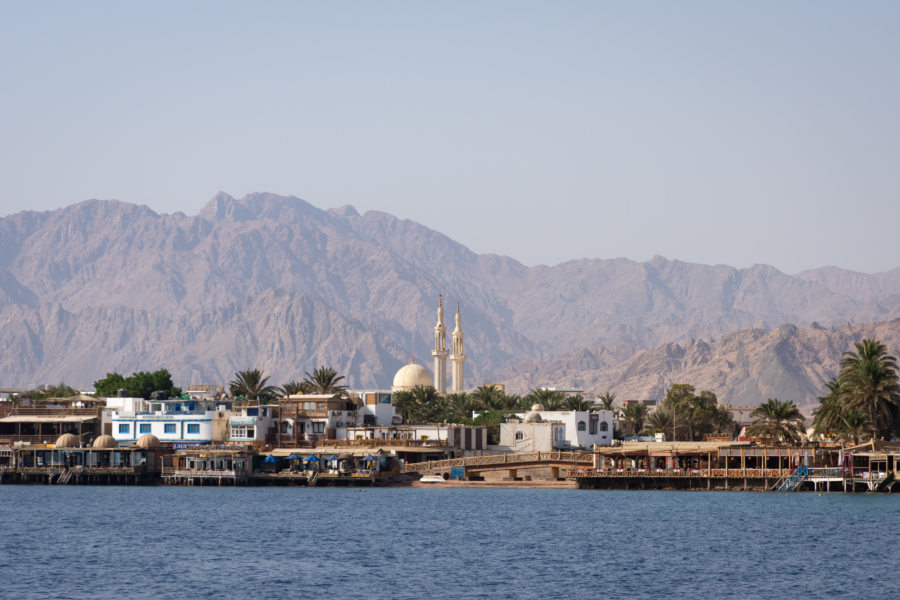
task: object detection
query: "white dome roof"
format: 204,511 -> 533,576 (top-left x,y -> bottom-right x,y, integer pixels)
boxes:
392,361 -> 433,390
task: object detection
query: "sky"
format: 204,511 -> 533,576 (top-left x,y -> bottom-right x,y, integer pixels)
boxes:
1,1 -> 899,275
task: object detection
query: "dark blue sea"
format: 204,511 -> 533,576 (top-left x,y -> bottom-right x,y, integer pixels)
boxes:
1,486 -> 897,599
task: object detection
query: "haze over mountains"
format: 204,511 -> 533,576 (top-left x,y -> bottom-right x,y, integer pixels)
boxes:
2,192 -> 899,408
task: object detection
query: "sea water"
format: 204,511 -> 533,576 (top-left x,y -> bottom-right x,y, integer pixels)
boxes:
0,486 -> 897,599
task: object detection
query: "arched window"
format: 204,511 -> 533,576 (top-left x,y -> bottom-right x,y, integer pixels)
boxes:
577,421 -> 586,431
515,432 -> 524,441
600,421 -> 609,432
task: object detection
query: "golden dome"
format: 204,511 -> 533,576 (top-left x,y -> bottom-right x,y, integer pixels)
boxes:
55,433 -> 79,448
92,435 -> 118,448
135,434 -> 160,448
392,361 -> 433,391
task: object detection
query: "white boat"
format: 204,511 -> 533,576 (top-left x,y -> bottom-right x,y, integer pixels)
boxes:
419,474 -> 446,483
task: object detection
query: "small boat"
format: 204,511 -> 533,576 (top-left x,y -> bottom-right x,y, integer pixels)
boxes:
419,474 -> 446,483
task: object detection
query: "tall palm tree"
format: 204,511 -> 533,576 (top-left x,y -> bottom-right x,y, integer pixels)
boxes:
229,369 -> 278,404
837,339 -> 900,438
745,398 -> 805,444
622,403 -> 649,437
302,366 -> 347,395
447,392 -> 479,422
812,379 -> 844,439
597,391 -> 617,414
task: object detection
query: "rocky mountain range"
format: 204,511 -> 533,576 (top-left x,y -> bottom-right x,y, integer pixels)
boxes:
2,192 -> 899,408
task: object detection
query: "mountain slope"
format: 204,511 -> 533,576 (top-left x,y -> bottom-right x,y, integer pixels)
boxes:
2,192 -> 900,394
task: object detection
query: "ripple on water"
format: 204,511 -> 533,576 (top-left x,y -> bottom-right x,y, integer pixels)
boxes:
1,486 -> 899,599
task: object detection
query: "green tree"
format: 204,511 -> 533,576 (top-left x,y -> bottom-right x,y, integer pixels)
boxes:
278,380 -> 312,397
837,410 -> 877,445
646,409 -> 673,439
564,394 -> 593,411
597,391 -> 617,413
229,369 -> 278,404
94,369 -> 180,399
836,339 -> 900,438
745,398 -> 805,444
621,403 -> 649,436
302,366 -> 347,395
525,388 -> 565,410
812,379 -> 844,439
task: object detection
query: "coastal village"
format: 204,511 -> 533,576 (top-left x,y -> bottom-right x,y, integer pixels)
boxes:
1,299 -> 898,493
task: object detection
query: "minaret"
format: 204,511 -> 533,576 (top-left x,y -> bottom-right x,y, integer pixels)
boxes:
432,295 -> 448,394
450,302 -> 466,393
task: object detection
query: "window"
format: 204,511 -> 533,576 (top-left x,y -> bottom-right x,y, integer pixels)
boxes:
600,421 -> 609,432
577,421 -> 586,431
187,423 -> 200,434
589,420 -> 597,435
515,432 -> 524,441
118,424 -> 130,434
164,423 -> 176,434
139,424 -> 151,434
312,422 -> 325,434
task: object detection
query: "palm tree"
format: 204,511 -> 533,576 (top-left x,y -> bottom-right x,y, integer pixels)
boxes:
302,366 -> 347,395
229,369 -> 278,404
812,379 -> 844,439
836,339 -> 900,438
837,410 -> 877,445
646,409 -> 673,439
278,380 -> 312,397
621,403 -> 649,437
526,388 -> 565,410
470,385 -> 505,411
447,392 -> 479,422
597,391 -> 617,414
745,398 -> 805,444
564,394 -> 593,411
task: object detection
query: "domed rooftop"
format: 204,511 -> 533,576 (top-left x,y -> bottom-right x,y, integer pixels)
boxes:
93,435 -> 118,448
55,433 -> 79,448
531,403 -> 545,412
524,404 -> 545,423
392,359 -> 433,391
135,433 -> 160,448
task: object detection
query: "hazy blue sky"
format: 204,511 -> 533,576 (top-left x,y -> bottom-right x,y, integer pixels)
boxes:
2,2 -> 898,274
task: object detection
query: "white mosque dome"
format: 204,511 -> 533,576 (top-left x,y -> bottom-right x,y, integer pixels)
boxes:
392,360 -> 434,390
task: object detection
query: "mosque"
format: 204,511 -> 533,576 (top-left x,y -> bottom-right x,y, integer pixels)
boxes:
391,296 -> 466,394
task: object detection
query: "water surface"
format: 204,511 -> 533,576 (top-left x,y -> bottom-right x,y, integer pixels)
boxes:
1,486 -> 896,599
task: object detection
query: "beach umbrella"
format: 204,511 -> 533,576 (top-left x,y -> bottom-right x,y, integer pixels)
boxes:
326,454 -> 340,462
362,454 -> 377,462
263,455 -> 279,463
305,455 -> 320,463
285,454 -> 302,461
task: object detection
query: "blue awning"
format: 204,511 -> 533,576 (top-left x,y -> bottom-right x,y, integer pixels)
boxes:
263,455 -> 279,463
326,454 -> 340,461
362,454 -> 378,461
305,455 -> 320,462
285,454 -> 302,460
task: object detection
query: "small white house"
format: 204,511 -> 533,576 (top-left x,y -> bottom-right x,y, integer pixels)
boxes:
500,404 -> 615,451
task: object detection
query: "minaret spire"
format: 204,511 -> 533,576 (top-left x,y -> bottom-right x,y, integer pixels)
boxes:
450,302 -> 466,393
432,295 -> 448,394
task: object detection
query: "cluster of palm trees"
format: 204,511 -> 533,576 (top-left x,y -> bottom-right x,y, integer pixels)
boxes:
618,384 -> 736,441
228,366 -> 348,404
391,385 -> 598,425
812,339 -> 900,443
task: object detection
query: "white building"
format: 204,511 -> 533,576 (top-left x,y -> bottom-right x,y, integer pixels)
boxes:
500,404 -> 615,451
228,404 -> 277,446
110,398 -> 229,448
